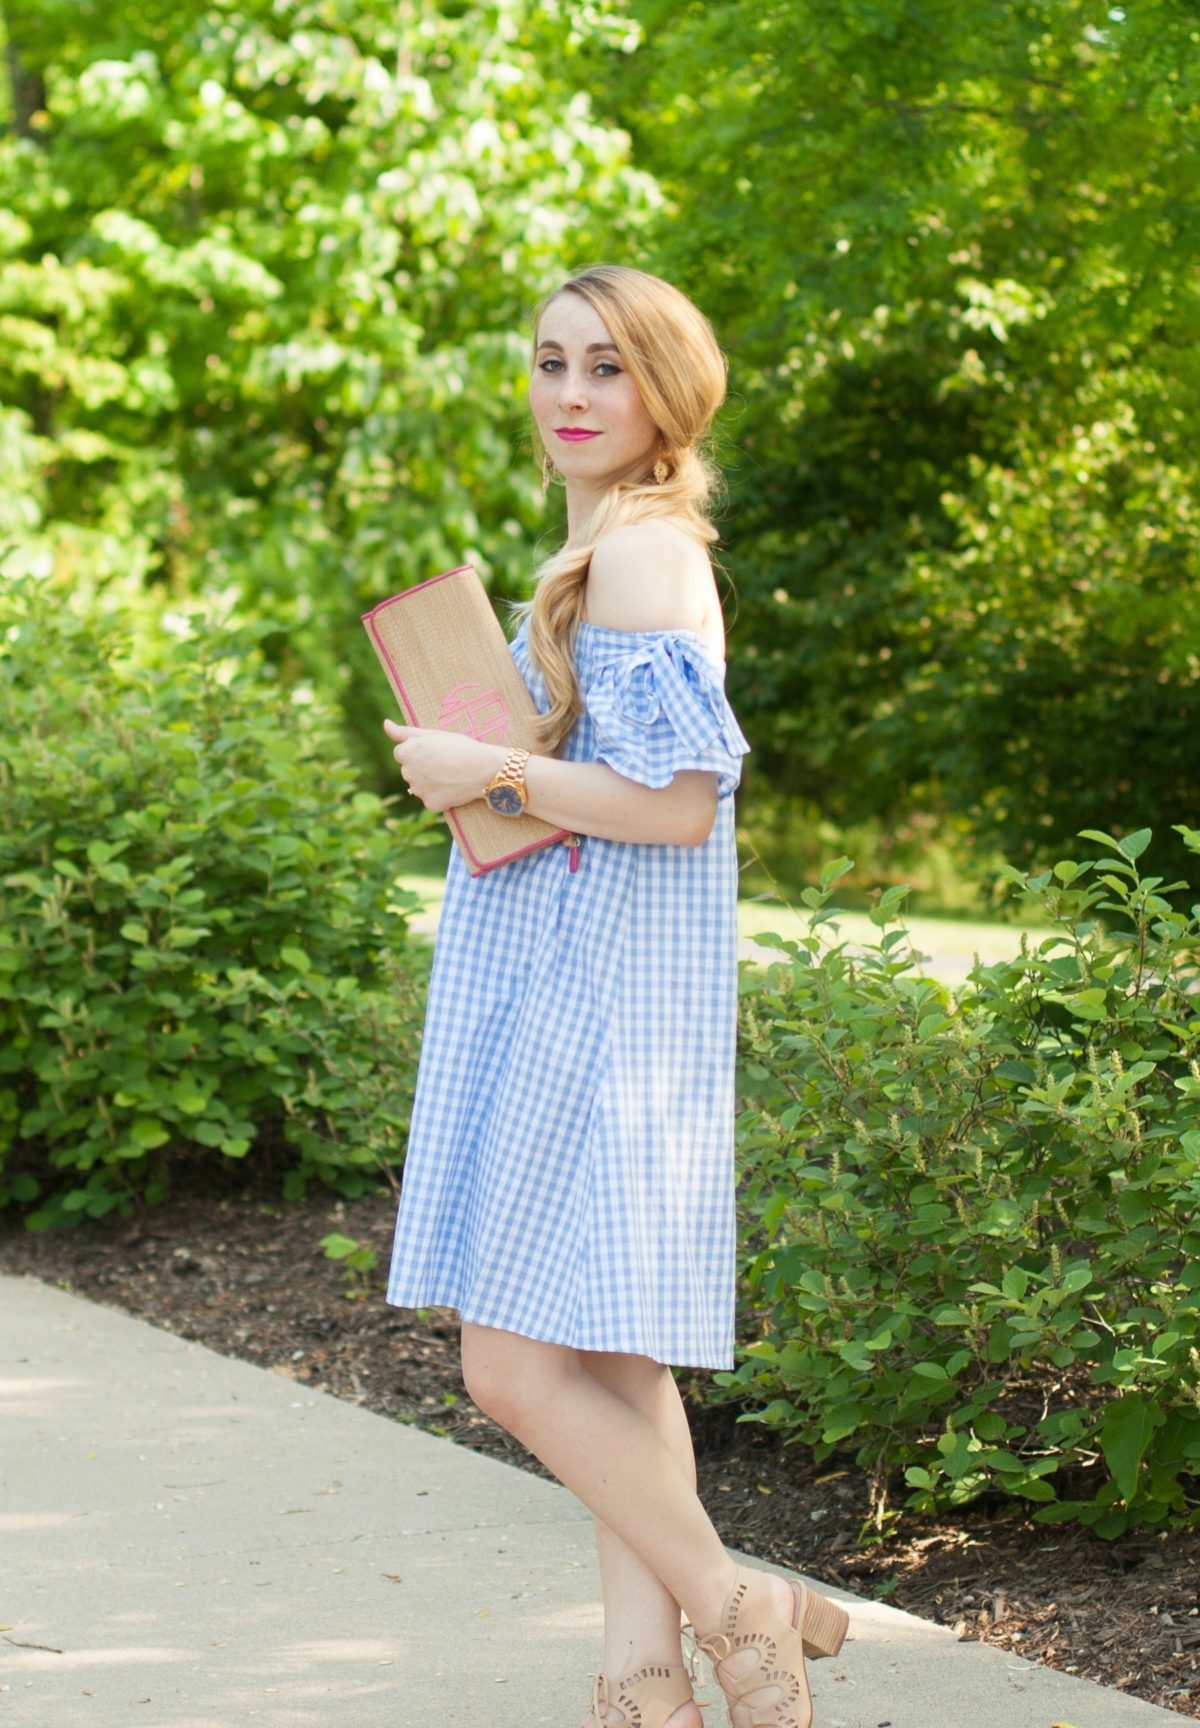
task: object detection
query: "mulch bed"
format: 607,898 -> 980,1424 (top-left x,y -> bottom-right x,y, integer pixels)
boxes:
3,1177 -> 1197,1717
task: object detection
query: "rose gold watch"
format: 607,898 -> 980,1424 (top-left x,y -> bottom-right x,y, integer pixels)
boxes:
482,747 -> 530,817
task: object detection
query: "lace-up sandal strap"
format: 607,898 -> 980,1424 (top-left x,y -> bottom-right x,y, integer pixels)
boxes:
581,1673 -> 611,1728
580,1662 -> 700,1728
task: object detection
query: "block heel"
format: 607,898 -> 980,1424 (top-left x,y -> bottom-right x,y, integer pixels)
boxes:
795,1581 -> 849,1660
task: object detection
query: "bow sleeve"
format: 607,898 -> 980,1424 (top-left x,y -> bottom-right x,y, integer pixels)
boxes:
583,635 -> 751,800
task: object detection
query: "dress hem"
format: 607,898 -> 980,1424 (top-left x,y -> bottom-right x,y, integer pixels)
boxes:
383,1287 -> 733,1373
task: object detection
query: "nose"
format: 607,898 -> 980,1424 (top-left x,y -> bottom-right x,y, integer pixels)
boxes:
557,366 -> 588,412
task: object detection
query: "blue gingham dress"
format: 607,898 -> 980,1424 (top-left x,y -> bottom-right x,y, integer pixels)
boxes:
384,615 -> 752,1369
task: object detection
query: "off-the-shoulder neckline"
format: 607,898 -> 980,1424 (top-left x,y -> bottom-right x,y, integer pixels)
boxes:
574,618 -> 726,667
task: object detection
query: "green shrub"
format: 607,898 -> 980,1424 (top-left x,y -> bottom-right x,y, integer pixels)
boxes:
720,831 -> 1200,1537
0,575 -> 435,1226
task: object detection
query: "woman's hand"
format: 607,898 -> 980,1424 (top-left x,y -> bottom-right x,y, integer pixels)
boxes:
383,719 -> 504,814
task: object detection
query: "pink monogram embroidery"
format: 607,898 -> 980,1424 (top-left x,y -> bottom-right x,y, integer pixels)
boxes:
435,682 -> 510,743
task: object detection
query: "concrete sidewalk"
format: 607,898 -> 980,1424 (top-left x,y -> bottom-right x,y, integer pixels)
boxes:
0,1275 -> 1184,1728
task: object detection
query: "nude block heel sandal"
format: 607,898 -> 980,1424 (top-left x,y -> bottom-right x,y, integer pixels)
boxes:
581,1661 -> 704,1728
690,1565 -> 849,1728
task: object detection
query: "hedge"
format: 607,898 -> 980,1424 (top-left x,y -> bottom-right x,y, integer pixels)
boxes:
720,831 -> 1200,1536
0,575 -> 434,1225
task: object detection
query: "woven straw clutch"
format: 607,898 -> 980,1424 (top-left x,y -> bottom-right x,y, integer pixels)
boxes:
361,564 -> 574,877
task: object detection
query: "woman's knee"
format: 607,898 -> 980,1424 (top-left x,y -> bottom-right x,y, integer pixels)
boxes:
582,1349 -> 671,1407
460,1323 -> 567,1431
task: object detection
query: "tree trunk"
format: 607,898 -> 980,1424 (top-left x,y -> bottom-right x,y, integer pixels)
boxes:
2,7 -> 47,140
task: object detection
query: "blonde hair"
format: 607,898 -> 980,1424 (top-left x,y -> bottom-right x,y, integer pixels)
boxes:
510,264 -> 728,756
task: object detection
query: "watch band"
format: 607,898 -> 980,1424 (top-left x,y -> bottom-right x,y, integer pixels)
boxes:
482,746 -> 531,812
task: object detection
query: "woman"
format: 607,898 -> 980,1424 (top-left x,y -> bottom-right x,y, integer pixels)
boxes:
382,264 -> 849,1728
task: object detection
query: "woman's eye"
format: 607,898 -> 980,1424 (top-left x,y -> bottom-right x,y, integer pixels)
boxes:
535,357 -> 622,377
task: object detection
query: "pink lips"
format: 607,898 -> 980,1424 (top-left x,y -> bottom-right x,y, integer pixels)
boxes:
556,428 -> 602,441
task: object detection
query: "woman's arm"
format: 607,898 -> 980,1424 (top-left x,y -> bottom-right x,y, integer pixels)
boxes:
383,722 -> 718,848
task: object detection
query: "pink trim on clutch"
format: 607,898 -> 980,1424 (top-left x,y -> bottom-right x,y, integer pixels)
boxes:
360,564 -> 475,619
447,808 -> 576,874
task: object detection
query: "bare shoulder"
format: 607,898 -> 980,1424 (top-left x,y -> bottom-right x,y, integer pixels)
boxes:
584,518 -> 721,639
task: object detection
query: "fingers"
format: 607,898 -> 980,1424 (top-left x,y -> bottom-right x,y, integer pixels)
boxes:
382,720 -> 479,814
383,719 -> 417,789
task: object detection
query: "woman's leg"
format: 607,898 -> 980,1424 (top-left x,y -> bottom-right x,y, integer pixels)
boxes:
460,1322 -> 741,1640
579,1350 -> 702,1723
460,1324 -> 844,1727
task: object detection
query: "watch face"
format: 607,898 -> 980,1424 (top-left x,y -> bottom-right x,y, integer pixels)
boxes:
487,784 -> 525,816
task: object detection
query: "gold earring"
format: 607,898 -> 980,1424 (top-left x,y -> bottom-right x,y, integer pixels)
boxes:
541,452 -> 560,495
653,455 -> 670,485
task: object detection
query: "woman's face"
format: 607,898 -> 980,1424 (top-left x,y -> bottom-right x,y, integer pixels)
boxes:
529,293 -> 661,492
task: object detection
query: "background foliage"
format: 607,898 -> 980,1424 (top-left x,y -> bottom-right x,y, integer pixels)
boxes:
721,828 -> 1200,1535
3,1 -> 1198,881
3,3 -> 1198,1536
610,0 -> 1200,889
0,574 -> 434,1227
0,0 -> 653,782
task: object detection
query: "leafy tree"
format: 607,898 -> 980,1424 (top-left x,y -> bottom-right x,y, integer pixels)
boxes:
0,0 -> 655,773
611,0 -> 1200,885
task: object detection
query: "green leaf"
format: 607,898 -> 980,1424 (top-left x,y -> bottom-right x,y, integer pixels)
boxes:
321,1232 -> 360,1260
1099,1392 -> 1162,1502
1016,1479 -> 1057,1503
818,856 -> 855,889
1117,828 -> 1152,861
918,1013 -> 954,1038
164,925 -> 208,948
1001,1266 -> 1029,1300
836,1343 -> 874,1371
1077,830 -> 1129,855
130,1117 -> 170,1150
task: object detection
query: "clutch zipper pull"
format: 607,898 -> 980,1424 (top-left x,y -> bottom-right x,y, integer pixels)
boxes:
563,833 -> 582,873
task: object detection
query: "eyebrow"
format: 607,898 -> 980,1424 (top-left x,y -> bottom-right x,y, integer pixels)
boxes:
535,339 -> 620,354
